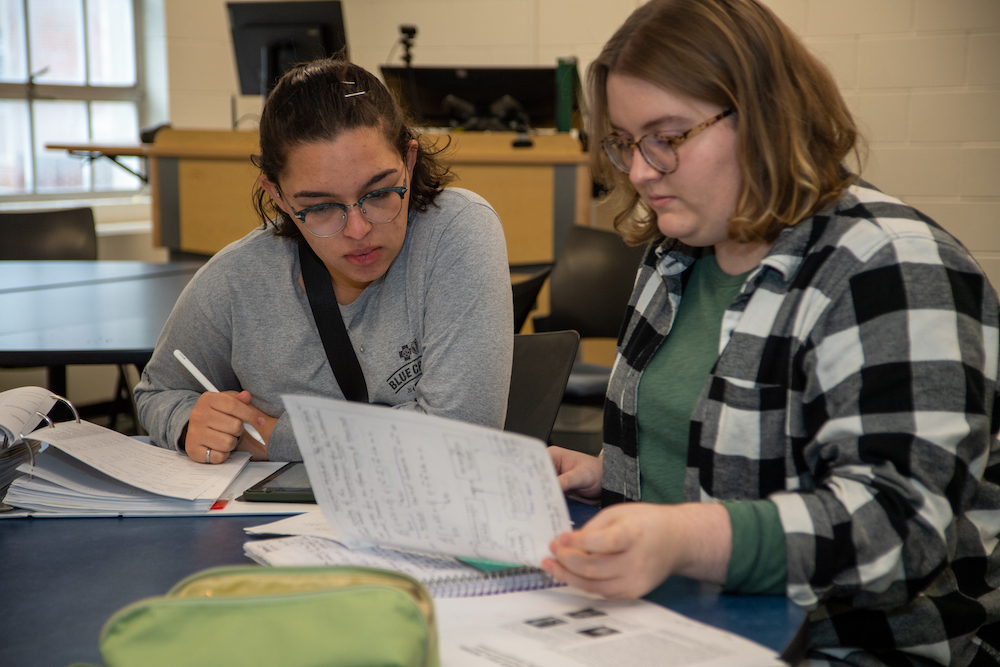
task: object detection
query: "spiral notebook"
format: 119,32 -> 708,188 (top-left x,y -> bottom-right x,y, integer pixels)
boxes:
243,534 -> 561,598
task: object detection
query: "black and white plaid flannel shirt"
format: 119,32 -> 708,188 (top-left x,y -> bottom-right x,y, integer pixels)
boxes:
602,182 -> 1000,665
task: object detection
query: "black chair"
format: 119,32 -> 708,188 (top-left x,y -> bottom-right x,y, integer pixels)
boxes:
532,226 -> 646,405
0,207 -> 98,260
504,330 -> 580,443
511,266 -> 552,333
0,207 -> 141,433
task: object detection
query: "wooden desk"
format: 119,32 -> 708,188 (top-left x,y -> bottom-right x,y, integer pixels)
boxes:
50,129 -> 590,264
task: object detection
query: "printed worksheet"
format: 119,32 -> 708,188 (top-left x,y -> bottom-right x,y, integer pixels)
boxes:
436,588 -> 785,667
282,395 -> 572,566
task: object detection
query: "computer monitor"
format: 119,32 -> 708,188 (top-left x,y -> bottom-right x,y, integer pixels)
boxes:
228,1 -> 347,98
380,65 -> 580,131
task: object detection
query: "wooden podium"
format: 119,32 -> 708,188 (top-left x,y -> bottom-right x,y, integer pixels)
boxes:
144,129 -> 262,256
52,129 -> 591,264
424,131 -> 591,265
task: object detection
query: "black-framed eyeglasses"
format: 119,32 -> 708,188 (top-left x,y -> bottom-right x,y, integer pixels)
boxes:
602,108 -> 735,175
279,175 -> 408,237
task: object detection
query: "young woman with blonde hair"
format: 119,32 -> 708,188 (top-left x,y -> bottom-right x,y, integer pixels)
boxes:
544,1 -> 1000,664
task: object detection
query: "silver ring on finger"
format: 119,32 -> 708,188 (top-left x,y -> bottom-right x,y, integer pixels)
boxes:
205,448 -> 212,464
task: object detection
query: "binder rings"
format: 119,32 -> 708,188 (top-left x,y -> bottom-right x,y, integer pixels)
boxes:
0,386 -> 251,516
0,386 -> 77,499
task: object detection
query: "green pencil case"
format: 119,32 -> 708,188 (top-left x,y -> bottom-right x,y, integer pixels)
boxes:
71,565 -> 439,667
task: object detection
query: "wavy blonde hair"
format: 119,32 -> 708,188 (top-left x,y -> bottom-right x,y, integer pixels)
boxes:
590,0 -> 861,245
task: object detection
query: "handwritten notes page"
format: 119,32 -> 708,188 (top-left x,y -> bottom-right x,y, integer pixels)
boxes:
6,447 -> 219,514
283,395 -> 572,567
0,386 -> 57,444
26,420 -> 249,501
435,588 -> 784,667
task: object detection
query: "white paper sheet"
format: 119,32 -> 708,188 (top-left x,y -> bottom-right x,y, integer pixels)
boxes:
282,395 -> 572,566
243,534 -> 557,598
0,386 -> 56,444
1,460 -> 313,518
436,588 -> 785,667
6,448 -> 216,513
244,534 -> 473,577
25,420 -> 248,500
244,509 -> 335,538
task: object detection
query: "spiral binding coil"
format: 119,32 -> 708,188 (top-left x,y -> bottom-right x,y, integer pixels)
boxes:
429,566 -> 563,598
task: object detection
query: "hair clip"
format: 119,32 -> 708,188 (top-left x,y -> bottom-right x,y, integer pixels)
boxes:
344,91 -> 366,98
341,81 -> 355,85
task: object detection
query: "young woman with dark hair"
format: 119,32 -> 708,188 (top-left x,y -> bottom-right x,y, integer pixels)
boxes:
136,56 -> 513,463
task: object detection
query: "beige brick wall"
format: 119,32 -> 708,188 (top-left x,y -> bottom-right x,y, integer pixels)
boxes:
159,0 -> 999,286
784,0 -> 1000,286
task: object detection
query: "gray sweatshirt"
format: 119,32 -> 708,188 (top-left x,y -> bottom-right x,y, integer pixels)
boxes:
135,188 -> 514,461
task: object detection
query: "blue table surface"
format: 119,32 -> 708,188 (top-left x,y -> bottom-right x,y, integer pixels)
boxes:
0,506 -> 804,667
0,261 -> 202,367
0,260 -> 202,294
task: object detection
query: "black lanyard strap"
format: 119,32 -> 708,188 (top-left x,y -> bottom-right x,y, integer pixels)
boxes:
297,238 -> 369,403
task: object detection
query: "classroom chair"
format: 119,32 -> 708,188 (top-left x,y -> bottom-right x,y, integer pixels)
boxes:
532,226 -> 646,406
0,207 -> 98,260
504,330 -> 580,443
511,266 -> 552,333
0,207 -> 141,433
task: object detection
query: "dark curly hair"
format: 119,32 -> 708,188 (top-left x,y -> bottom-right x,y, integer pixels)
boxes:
252,54 -> 454,238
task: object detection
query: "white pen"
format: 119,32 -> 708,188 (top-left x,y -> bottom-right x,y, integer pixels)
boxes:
172,349 -> 267,447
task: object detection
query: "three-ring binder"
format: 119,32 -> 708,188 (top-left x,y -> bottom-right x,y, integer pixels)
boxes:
0,387 -> 79,500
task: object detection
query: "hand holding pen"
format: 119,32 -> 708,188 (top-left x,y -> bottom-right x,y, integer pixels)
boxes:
173,349 -> 268,464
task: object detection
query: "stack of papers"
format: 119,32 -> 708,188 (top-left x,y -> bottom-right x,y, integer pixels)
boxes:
244,530 -> 560,598
0,441 -> 40,501
236,396 -> 573,597
3,420 -> 250,515
0,386 -> 56,497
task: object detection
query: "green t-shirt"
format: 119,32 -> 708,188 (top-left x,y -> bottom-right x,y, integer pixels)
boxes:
637,254 -> 787,597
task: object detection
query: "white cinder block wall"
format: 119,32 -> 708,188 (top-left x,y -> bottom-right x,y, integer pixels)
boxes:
159,0 -> 1000,286
789,0 -> 1000,286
